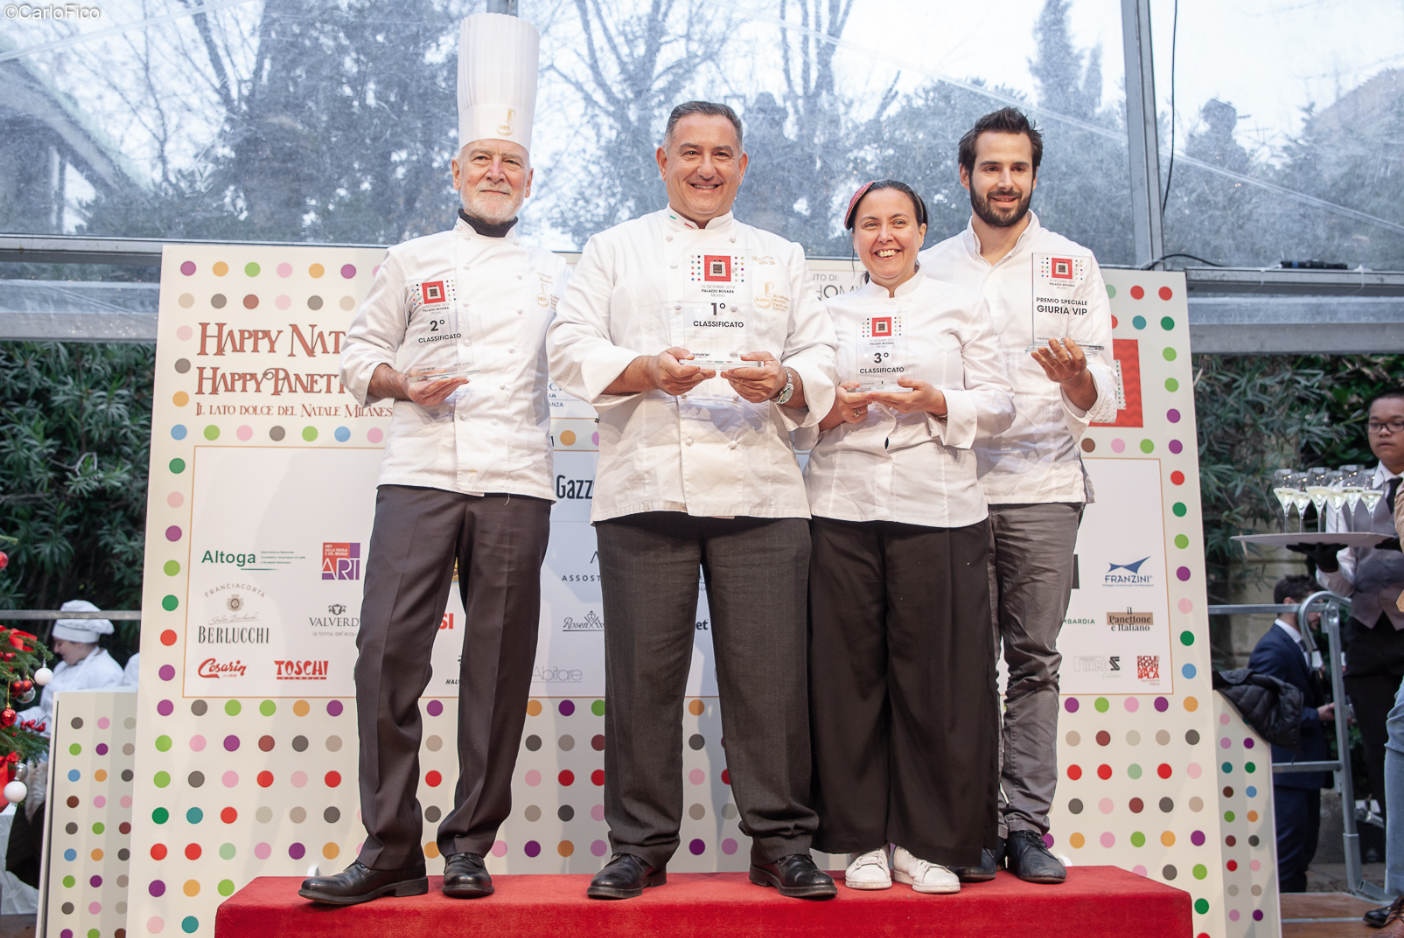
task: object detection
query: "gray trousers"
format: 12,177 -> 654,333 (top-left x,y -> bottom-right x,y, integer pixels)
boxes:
988,502 -> 1083,837
355,485 -> 550,869
594,512 -> 819,869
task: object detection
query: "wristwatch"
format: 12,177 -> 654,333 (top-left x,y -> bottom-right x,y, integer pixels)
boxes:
773,366 -> 795,406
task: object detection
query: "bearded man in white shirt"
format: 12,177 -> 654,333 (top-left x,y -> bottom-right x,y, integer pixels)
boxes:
301,14 -> 568,906
919,107 -> 1118,885
548,101 -> 839,901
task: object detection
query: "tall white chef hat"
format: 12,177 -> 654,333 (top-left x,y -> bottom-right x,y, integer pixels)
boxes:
458,13 -> 540,153
52,599 -> 114,643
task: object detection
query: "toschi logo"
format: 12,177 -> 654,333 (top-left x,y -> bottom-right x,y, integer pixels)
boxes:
274,659 -> 329,680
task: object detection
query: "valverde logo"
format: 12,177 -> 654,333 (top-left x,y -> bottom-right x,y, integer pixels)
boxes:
1103,557 -> 1154,587
274,659 -> 329,680
197,658 -> 248,679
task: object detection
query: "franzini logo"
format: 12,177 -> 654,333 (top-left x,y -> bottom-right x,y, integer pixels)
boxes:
1103,557 -> 1154,587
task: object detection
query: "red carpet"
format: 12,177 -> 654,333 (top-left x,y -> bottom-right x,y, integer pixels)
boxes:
215,867 -> 1192,937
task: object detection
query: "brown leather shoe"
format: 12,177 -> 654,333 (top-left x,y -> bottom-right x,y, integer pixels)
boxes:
1378,897 -> 1404,937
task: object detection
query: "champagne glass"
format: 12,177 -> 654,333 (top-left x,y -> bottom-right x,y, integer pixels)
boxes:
1271,469 -> 1297,534
1305,468 -> 1332,533
1362,474 -> 1385,514
1325,469 -> 1347,519
1340,465 -> 1365,514
1289,471 -> 1311,534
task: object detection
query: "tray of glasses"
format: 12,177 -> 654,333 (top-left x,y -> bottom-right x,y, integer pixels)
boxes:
1231,532 -> 1393,548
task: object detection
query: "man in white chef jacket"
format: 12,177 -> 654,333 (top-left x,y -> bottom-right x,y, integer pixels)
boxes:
548,101 -> 839,901
300,14 -> 568,906
920,107 -> 1117,885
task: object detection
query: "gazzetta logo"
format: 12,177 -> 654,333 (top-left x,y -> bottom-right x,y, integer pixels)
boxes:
197,658 -> 248,679
322,543 -> 361,580
274,659 -> 329,680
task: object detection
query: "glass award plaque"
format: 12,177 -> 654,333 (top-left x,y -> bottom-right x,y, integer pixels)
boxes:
407,365 -> 478,383
1029,252 -> 1104,353
851,328 -> 913,393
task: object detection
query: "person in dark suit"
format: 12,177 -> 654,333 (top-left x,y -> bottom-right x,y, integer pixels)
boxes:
1248,574 -> 1335,893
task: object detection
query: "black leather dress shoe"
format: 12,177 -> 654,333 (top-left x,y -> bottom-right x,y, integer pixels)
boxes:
1366,903 -> 1393,927
587,853 -> 666,900
1005,830 -> 1066,884
749,854 -> 837,899
952,837 -> 1005,883
298,861 -> 429,905
442,852 -> 493,899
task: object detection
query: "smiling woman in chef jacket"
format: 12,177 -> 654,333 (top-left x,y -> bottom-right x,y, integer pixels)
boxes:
799,180 -> 1014,896
17,600 -> 124,732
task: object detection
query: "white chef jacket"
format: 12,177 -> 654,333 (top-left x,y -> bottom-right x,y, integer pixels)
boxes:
547,208 -> 838,522
1319,462 -> 1404,629
340,218 -> 570,501
919,213 -> 1118,504
17,647 -> 123,732
798,276 -> 1014,528
122,652 -> 140,686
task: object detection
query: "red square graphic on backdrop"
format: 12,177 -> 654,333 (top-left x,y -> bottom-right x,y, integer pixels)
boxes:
704,256 -> 732,282
1092,339 -> 1144,428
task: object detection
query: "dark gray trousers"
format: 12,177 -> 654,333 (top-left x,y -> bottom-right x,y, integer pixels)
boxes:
355,485 -> 550,869
594,512 -> 818,869
988,502 -> 1083,838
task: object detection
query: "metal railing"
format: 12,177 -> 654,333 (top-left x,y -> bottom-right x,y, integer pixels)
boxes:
1209,590 -> 1389,902
0,610 -> 141,620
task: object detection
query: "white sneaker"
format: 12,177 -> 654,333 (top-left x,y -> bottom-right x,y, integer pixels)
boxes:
844,846 -> 892,890
891,845 -> 960,894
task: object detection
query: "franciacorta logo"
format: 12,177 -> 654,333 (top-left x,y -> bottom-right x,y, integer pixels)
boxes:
197,658 -> 248,679
274,659 -> 329,680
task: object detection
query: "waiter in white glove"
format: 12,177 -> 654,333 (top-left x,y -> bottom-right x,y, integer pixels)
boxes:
548,101 -> 839,902
920,107 -> 1117,885
301,13 -> 568,906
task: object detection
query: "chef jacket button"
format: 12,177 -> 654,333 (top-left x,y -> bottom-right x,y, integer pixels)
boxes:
670,263 -> 678,269
728,235 -> 736,243
517,309 -> 523,315
680,394 -> 687,400
728,440 -> 738,450
732,395 -> 740,402
685,438 -> 693,446
517,273 -> 524,280
666,235 -> 674,242
509,347 -> 516,354
499,385 -> 507,391
491,418 -> 498,426
673,303 -> 682,310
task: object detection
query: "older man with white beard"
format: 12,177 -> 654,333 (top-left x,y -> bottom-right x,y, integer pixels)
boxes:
300,13 -> 568,906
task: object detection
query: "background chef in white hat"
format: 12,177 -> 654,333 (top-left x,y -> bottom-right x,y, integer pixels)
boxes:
301,12 -> 568,906
17,599 -> 124,732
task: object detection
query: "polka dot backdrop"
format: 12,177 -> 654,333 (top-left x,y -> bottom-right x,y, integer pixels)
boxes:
1212,694 -> 1281,937
35,690 -> 137,938
126,251 -> 1237,935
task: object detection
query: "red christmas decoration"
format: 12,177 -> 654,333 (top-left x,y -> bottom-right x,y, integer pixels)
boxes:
0,710 -> 16,728
14,680 -> 31,694
0,551 -> 8,569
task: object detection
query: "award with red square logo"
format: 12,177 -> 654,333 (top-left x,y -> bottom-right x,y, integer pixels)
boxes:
1030,252 -> 1104,353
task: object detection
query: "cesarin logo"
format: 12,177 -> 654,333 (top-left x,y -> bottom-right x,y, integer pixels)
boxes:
562,610 -> 603,632
322,543 -> 361,580
274,659 -> 329,680
1107,609 -> 1154,631
704,255 -> 732,281
1104,557 -> 1154,587
197,658 -> 248,679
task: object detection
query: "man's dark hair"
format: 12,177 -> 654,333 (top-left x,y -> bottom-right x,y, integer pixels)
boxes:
958,107 -> 1044,177
663,101 -> 744,151
1274,573 -> 1317,606
1367,389 -> 1404,412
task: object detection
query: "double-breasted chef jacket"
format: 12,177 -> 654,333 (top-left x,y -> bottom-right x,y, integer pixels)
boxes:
799,275 -> 1015,529
340,217 -> 570,500
920,212 -> 1118,504
547,209 -> 838,521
